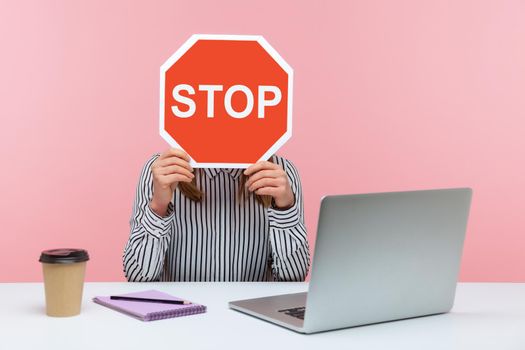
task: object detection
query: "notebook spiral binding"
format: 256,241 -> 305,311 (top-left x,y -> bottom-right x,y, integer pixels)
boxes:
147,305 -> 207,321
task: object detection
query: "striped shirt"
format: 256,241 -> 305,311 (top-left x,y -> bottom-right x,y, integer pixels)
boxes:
123,154 -> 310,282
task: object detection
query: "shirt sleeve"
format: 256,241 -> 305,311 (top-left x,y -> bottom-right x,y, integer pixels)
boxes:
122,154 -> 175,282
267,158 -> 311,281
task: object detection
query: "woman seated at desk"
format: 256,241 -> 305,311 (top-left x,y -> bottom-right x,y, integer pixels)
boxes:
123,148 -> 310,282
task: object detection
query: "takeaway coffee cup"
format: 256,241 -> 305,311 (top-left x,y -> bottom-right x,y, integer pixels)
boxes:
39,248 -> 89,317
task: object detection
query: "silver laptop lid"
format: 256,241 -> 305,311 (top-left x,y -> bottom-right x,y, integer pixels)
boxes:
303,188 -> 472,333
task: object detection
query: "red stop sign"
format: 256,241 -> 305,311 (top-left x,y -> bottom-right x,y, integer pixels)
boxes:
159,34 -> 293,168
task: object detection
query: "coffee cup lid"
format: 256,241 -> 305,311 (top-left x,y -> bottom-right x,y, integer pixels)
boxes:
39,248 -> 89,264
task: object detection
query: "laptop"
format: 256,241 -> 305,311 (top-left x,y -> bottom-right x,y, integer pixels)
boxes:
229,188 -> 472,333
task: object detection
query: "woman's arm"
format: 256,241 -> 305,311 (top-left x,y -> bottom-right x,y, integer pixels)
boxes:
122,150 -> 194,281
267,159 -> 310,281
123,154 -> 174,281
245,158 -> 311,281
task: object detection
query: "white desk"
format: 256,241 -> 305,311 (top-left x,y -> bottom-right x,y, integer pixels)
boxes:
3,282 -> 525,349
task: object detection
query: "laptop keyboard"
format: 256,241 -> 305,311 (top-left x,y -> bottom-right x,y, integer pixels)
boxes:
278,306 -> 305,320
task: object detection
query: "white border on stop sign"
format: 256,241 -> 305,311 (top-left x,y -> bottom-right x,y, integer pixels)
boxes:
159,34 -> 293,169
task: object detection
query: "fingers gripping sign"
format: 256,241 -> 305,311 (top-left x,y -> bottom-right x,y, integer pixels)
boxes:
150,148 -> 194,216
244,161 -> 295,209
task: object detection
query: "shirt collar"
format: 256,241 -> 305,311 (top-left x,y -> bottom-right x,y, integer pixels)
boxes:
203,168 -> 243,179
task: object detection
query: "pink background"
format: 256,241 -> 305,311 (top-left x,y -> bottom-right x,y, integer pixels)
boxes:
0,0 -> 524,282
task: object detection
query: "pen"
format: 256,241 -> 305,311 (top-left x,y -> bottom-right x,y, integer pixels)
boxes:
110,295 -> 192,305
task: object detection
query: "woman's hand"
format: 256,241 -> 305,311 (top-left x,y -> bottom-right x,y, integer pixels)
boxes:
150,148 -> 194,216
244,161 -> 295,209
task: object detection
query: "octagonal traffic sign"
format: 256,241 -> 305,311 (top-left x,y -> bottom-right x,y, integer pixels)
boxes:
159,34 -> 293,168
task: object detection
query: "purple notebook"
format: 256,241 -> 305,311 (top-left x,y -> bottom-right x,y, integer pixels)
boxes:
93,290 -> 207,321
